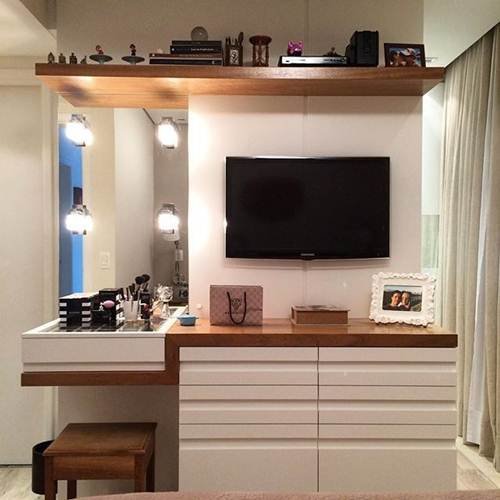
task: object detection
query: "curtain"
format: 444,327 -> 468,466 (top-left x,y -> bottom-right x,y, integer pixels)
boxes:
439,23 -> 500,468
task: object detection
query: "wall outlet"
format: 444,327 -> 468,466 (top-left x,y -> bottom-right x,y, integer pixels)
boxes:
99,251 -> 111,270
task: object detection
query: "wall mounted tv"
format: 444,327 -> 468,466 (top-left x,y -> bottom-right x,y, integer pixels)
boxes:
225,156 -> 390,260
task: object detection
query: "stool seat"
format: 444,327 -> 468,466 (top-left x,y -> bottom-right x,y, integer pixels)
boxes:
43,422 -> 156,500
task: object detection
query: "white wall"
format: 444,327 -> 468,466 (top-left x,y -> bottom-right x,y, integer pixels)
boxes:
425,0 -> 500,66
189,95 -> 422,318
0,85 -> 55,463
114,108 -> 155,286
56,0 -> 422,66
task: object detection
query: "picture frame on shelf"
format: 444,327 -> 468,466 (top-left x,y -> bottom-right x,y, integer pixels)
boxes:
384,43 -> 426,67
369,272 -> 436,326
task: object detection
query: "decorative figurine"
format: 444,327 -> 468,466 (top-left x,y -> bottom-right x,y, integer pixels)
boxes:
80,56 -> 87,64
89,45 -> 113,64
58,53 -> 67,64
324,46 -> 343,57
122,43 -> 145,64
224,32 -> 244,66
249,35 -> 272,67
191,26 -> 208,41
287,41 -> 303,56
47,52 -> 55,63
69,52 -> 77,64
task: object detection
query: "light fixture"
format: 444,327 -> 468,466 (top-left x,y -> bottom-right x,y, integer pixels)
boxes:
157,117 -> 179,149
65,187 -> 93,235
65,114 -> 93,147
157,203 -> 179,241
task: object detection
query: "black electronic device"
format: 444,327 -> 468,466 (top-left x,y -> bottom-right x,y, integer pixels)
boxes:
225,156 -> 390,260
345,31 -> 379,66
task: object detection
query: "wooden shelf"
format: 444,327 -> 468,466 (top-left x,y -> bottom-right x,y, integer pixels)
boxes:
35,63 -> 444,108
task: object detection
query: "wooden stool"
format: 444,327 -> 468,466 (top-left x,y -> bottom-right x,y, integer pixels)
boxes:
43,422 -> 156,500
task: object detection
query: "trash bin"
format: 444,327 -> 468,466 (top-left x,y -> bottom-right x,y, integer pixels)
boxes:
32,440 -> 57,494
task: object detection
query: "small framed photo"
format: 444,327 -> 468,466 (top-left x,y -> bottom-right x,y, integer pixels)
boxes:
384,43 -> 426,67
369,272 -> 436,326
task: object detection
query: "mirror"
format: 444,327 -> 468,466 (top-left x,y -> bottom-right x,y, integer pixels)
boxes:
57,101 -> 189,309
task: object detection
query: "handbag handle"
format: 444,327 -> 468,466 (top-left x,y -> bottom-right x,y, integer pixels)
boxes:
227,291 -> 247,325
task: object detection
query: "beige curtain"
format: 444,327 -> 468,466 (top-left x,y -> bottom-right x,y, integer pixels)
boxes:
439,23 -> 500,468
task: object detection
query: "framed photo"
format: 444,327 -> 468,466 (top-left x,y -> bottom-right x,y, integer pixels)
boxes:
384,43 -> 426,67
369,272 -> 436,326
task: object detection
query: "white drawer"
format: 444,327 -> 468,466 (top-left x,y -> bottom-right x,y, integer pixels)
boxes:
180,347 -> 318,385
180,385 -> 318,424
319,424 -> 457,440
22,336 -> 165,371
319,347 -> 456,386
319,384 -> 456,425
319,448 -> 456,492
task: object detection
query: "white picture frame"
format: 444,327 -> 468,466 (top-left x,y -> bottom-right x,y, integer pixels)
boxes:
369,272 -> 436,326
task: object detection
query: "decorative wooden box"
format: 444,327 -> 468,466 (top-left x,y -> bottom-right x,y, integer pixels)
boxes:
291,305 -> 349,325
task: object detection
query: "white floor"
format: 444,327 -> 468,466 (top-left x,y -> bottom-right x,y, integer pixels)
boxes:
1,442 -> 499,499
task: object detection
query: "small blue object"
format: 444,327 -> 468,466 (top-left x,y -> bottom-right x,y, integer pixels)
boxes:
178,314 -> 197,326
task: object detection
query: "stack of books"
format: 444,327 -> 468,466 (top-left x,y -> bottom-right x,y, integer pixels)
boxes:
149,40 -> 223,66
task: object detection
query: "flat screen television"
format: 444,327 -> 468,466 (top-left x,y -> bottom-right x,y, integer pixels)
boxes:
225,156 -> 390,260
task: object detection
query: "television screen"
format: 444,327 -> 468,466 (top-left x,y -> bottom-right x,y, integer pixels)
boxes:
225,156 -> 390,260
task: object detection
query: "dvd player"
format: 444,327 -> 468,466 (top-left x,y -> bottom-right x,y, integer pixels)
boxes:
279,55 -> 348,67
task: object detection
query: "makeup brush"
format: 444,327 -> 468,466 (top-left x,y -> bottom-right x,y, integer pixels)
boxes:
142,274 -> 151,290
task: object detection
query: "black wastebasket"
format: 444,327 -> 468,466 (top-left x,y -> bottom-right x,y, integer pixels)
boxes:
32,440 -> 57,494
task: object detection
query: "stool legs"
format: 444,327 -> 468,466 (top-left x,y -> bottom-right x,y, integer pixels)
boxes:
67,480 -> 77,499
134,456 -> 147,492
147,452 -> 155,492
44,456 -> 56,500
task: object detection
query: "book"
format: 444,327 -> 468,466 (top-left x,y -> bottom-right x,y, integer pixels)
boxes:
151,52 -> 222,59
149,57 -> 223,66
290,305 -> 349,325
170,45 -> 223,54
171,40 -> 222,47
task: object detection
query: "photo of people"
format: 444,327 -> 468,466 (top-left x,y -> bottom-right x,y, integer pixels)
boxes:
382,285 -> 422,312
384,44 -> 426,67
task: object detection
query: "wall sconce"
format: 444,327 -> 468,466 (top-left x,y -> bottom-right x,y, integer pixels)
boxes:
65,187 -> 93,235
157,203 -> 179,241
65,114 -> 93,147
157,117 -> 179,149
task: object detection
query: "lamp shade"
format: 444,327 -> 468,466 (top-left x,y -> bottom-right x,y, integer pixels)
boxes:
157,203 -> 179,241
65,114 -> 93,147
157,117 -> 179,149
65,204 -> 93,235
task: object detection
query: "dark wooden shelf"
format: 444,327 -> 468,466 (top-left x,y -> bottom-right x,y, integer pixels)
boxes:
35,64 -> 444,108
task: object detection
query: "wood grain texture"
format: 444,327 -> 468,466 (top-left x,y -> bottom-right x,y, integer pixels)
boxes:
43,423 -> 156,498
35,64 -> 444,108
21,318 -> 457,386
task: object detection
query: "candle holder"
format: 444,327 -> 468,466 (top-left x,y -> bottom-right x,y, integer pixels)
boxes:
249,35 -> 272,67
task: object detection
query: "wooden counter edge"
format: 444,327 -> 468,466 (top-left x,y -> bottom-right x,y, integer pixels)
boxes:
21,319 -> 457,387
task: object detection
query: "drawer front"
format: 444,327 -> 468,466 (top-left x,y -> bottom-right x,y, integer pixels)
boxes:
179,424 -> 317,492
180,385 -> 318,424
319,424 -> 457,440
22,337 -> 165,371
319,385 -> 456,425
319,347 -> 457,386
180,347 -> 318,385
319,447 -> 456,492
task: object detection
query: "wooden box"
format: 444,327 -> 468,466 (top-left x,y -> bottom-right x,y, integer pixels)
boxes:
291,305 -> 349,325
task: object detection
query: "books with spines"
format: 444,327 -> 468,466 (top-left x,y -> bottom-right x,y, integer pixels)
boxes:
149,52 -> 223,66
170,45 -> 222,54
170,40 -> 223,55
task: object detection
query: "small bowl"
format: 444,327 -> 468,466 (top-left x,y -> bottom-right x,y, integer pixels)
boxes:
178,314 -> 197,326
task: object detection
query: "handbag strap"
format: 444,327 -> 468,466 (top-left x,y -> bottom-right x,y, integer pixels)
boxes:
227,291 -> 247,325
